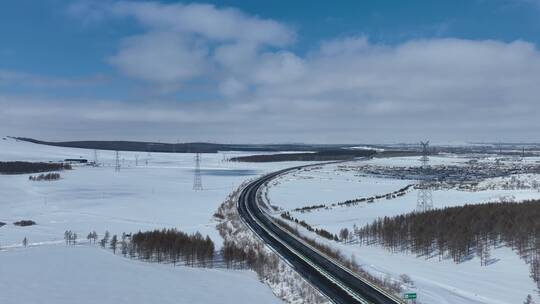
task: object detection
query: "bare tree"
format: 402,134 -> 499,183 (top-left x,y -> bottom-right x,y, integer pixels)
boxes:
339,228 -> 350,242
524,294 -> 536,304
64,230 -> 72,245
110,235 -> 118,254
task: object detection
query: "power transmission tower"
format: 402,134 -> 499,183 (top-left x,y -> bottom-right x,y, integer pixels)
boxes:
135,155 -> 139,166
93,150 -> 99,166
419,141 -> 430,168
417,141 -> 433,212
146,143 -> 151,165
193,153 -> 203,191
115,151 -> 121,172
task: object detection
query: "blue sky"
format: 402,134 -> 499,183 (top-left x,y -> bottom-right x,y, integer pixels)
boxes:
1,0 -> 540,143
3,0 -> 540,76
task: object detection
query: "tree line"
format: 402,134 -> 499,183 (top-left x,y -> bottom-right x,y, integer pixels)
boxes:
29,173 -> 61,181
81,229 -> 216,267
230,149 -> 376,162
281,212 -> 338,241
291,184 -> 414,213
274,217 -> 404,295
129,229 -> 215,266
0,161 -> 71,174
355,200 -> 540,292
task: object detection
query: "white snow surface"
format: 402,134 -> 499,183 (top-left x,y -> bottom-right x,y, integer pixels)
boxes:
268,163 -> 414,210
0,245 -> 281,304
266,157 -> 540,304
0,137 -> 315,304
0,138 -> 307,246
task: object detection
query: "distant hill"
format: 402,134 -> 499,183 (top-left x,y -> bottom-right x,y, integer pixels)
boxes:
12,137 -> 360,154
230,150 -> 376,162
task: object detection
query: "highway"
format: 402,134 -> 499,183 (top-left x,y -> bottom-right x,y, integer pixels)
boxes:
237,165 -> 405,304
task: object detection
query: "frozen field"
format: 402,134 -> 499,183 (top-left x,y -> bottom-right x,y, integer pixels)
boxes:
266,157 -> 540,304
0,245 -> 281,304
290,187 -> 540,229
0,138 -> 311,304
268,162 -> 415,210
366,155 -> 469,167
0,138 -> 305,246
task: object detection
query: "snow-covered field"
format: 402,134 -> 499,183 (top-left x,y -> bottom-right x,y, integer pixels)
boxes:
268,163 -> 414,210
4,138 -> 540,304
0,245 -> 280,304
0,138 -> 309,304
0,138 -> 306,246
265,157 -> 540,304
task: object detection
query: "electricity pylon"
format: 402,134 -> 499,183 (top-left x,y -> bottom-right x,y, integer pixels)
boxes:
115,151 -> 121,172
93,150 -> 99,166
193,153 -> 203,191
417,141 -> 433,212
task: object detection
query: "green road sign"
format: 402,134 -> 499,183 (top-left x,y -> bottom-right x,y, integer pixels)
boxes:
404,293 -> 417,299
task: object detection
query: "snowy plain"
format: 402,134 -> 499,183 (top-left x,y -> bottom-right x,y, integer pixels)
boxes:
0,137 -> 309,304
4,138 -> 540,304
0,245 -> 281,304
0,138 -> 308,246
265,157 -> 540,304
267,163 -> 415,210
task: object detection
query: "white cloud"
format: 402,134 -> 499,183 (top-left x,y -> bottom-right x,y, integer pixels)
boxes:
20,1 -> 540,142
251,51 -> 305,85
108,32 -> 209,86
219,77 -> 247,97
103,1 -> 295,89
110,1 -> 295,47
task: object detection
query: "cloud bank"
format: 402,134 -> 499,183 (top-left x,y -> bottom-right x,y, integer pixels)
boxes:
4,1 -> 540,143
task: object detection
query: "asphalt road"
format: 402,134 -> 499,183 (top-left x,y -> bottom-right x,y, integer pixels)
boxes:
237,165 -> 405,304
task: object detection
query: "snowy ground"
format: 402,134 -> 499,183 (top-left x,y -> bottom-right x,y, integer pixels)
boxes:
0,137 -> 312,304
0,138 -> 307,247
0,245 -> 281,304
265,157 -> 540,304
4,138 -> 540,304
267,163 -> 415,210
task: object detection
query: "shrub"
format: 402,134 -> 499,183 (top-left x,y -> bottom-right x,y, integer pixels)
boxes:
13,220 -> 36,227
29,173 -> 61,181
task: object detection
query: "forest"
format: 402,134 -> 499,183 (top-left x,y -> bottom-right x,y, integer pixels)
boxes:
355,200 -> 540,291
230,149 -> 376,162
128,229 -> 215,267
88,227 -> 275,272
0,161 -> 71,174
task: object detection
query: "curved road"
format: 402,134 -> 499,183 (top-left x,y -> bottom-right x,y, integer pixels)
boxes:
237,165 -> 405,304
